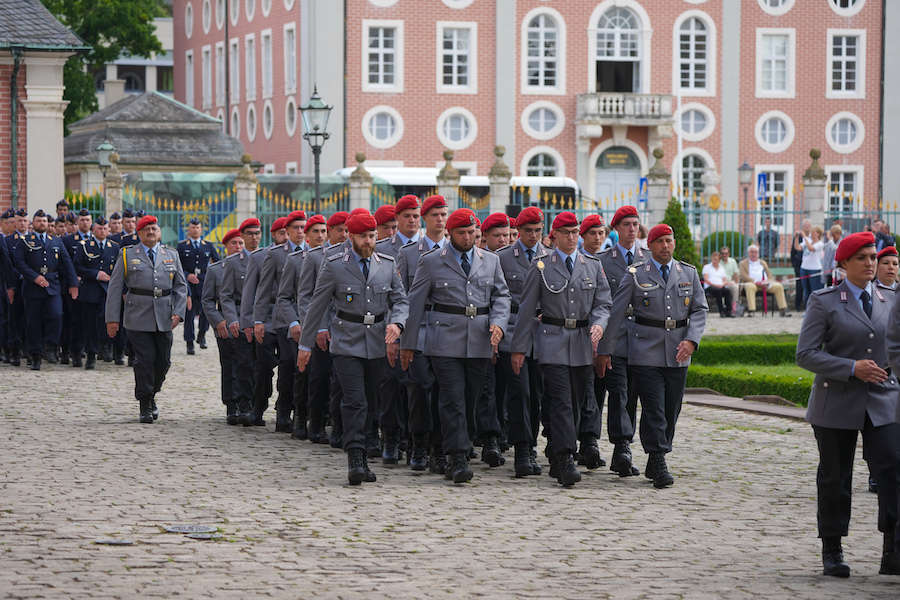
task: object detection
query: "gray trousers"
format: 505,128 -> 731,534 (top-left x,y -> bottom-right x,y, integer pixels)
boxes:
541,364 -> 592,456
332,355 -> 386,451
631,366 -> 687,454
599,355 -> 637,444
430,357 -> 489,454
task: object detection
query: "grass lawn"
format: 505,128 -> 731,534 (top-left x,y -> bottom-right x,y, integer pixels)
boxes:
702,334 -> 798,345
687,362 -> 814,407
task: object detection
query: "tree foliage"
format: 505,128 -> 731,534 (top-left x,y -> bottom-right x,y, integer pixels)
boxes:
41,0 -> 169,131
663,198 -> 700,268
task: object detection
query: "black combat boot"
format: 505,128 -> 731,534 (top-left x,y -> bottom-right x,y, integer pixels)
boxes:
447,452 -> 473,484
30,353 -> 41,371
186,341 -> 195,355
822,537 -> 850,578
45,346 -> 59,364
347,448 -> 367,486
366,429 -> 381,459
363,453 -> 377,483
529,447 -> 542,475
481,436 -> 504,467
150,399 -> 159,421
610,441 -> 639,477
58,349 -> 69,365
226,403 -> 239,425
410,435 -> 428,471
84,352 -> 96,370
9,349 -> 20,367
290,415 -> 307,439
555,452 -> 581,487
430,448 -> 447,475
139,399 -> 154,424
277,408 -> 294,433
197,335 -> 207,350
880,532 -> 900,575
514,443 -> 532,478
577,435 -> 603,470
114,350 -> 125,365
648,453 -> 674,488
382,433 -> 400,465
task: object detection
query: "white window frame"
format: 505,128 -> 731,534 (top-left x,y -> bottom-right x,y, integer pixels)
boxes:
230,106 -> 241,138
757,0 -> 794,16
436,21 -> 477,94
246,103 -> 258,142
672,10 -> 716,97
229,38 -> 240,103
755,28 -> 796,99
201,44 -> 212,109
754,164 -> 796,232
185,2 -> 194,38
285,96 -> 297,137
202,0 -> 211,34
442,0 -> 475,8
520,100 -> 565,141
362,19 -> 404,93
755,110 -> 795,154
825,111 -> 865,154
216,0 -> 225,29
362,105 -> 404,149
245,34 -> 256,101
261,0 -> 272,17
826,29 -> 866,100
824,165 -> 864,215
586,1 -> 653,94
674,101 -> 715,142
263,163 -> 275,174
521,6 -> 566,95
215,41 -> 225,107
520,146 -> 566,178
829,0 -> 866,18
262,99 -> 274,140
184,50 -> 195,107
230,0 -> 240,26
216,108 -> 225,132
436,106 -> 477,151
261,29 -> 273,99
366,160 -> 405,168
245,0 -> 255,21
285,161 -> 298,174
283,23 -> 298,95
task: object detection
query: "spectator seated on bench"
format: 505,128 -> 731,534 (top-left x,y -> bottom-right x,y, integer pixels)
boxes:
738,244 -> 792,317
702,251 -> 735,318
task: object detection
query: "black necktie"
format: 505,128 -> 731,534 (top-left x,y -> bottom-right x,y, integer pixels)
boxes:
566,256 -> 574,274
148,248 -> 155,265
661,264 -> 670,283
361,258 -> 369,280
461,252 -> 471,276
861,290 -> 872,318
526,248 -> 534,262
626,250 -> 633,266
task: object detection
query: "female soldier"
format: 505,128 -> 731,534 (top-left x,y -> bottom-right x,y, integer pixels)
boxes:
796,231 -> 900,577
876,246 -> 898,289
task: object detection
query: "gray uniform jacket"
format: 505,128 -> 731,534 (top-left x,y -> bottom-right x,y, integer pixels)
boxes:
201,261 -> 226,332
396,237 -> 442,351
274,248 -> 306,330
400,245 -> 511,359
300,250 -> 408,359
799,281 -> 899,429
220,249 -> 251,326
510,250 -> 611,367
296,243 -> 346,330
254,243 -> 293,328
239,247 -> 270,331
598,259 -> 707,367
105,244 -> 187,332
497,241 -> 549,354
599,245 -> 649,358
375,234 -> 407,259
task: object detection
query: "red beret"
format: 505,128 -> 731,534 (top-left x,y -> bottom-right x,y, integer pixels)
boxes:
509,217 -> 517,228
422,195 -> 448,215
878,246 -> 898,261
374,205 -> 396,225
481,212 -> 510,232
285,210 -> 307,226
516,206 -> 543,227
239,217 -> 260,232
222,229 -> 241,244
647,224 -> 674,244
347,213 -> 377,234
350,208 -> 371,217
395,195 -> 420,214
136,215 -> 157,231
610,205 -> 639,229
579,214 -> 604,236
446,208 -> 479,231
270,217 -> 288,233
326,211 -> 350,228
304,214 -> 326,232
835,231 -> 876,263
551,211 -> 578,231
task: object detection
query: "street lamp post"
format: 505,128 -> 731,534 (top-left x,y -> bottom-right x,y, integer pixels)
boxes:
97,139 -> 116,207
738,160 -> 754,239
299,87 -> 333,215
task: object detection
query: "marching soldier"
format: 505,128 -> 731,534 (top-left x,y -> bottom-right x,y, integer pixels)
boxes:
72,216 -> 119,370
510,212 -> 611,487
177,218 -> 219,354
598,224 -> 708,488
5,208 -> 28,366
374,205 -> 398,241
55,199 -> 69,221
400,208 -> 510,484
0,223 -> 12,364
61,208 -> 94,366
298,212 -> 409,485
497,206 -> 547,477
12,210 -> 79,370
206,228 -> 244,424
108,212 -> 123,236
109,209 -> 139,247
106,215 -> 187,423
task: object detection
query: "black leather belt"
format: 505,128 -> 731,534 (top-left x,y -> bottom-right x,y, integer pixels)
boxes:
336,310 -> 385,325
542,315 -> 588,329
130,287 -> 171,298
432,303 -> 489,317
510,303 -> 519,314
635,316 -> 688,330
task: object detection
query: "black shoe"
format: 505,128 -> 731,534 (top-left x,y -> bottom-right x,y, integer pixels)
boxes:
468,447 -> 478,460
382,437 -> 400,465
780,309 -> 792,317
868,476 -> 878,494
239,411 -> 253,426
277,409 -> 294,433
30,354 -> 41,371
127,355 -> 134,367
252,417 -> 266,426
448,452 -> 473,484
186,342 -> 195,355
291,423 -> 308,439
610,441 -> 638,477
514,444 -> 532,478
366,434 -> 381,459
529,447 -> 542,475
329,430 -> 343,448
102,348 -> 114,362
9,351 -> 20,367
879,551 -> 900,575
822,539 -> 850,578
363,454 -> 377,483
226,404 -> 239,426
71,354 -> 83,368
45,349 -> 59,364
481,437 -> 503,467
84,353 -> 96,370
347,448 -> 367,486
151,400 -> 159,421
578,436 -> 604,470
555,453 -> 581,487
57,351 -> 68,365
114,353 -> 125,366
648,453 -> 674,488
309,430 -> 329,444
139,399 -> 153,424
430,451 -> 447,475
410,443 -> 428,471
197,336 -> 207,350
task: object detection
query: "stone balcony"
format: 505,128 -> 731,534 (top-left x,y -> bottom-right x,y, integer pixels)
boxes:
575,92 -> 675,146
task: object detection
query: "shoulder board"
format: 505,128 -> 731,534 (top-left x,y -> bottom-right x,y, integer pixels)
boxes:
48,234 -> 54,240
375,251 -> 395,261
326,252 -> 343,262
225,252 -> 241,261
375,237 -> 392,246
308,245 -> 324,254
630,260 -> 647,269
209,261 -> 224,269
421,246 -> 440,256
581,252 -> 599,261
677,260 -> 697,270
813,286 -> 838,297
178,240 -> 188,245
598,248 -> 614,257
251,247 -> 266,254
289,249 -> 304,256
108,239 -> 119,247
400,240 -> 417,249
876,282 -> 896,291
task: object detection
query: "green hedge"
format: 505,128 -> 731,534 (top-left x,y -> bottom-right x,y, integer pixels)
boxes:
693,341 -> 797,366
700,231 -> 747,261
687,364 -> 811,407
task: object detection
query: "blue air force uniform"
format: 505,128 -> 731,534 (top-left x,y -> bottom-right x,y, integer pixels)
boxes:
177,236 -> 219,348
73,235 -> 119,363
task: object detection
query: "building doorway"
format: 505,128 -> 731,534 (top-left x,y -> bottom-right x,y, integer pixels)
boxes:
595,147 -> 641,205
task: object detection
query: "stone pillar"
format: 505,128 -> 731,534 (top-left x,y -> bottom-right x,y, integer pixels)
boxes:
646,147 -> 671,226
802,149 -> 827,227
436,150 -> 461,210
348,152 -> 373,211
104,152 -> 124,215
234,154 -> 257,223
488,146 -> 511,214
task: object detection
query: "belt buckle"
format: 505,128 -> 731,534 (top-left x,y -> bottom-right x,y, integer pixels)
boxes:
194,268 -> 201,275
39,266 -> 48,275
465,305 -> 477,318
153,287 -> 162,298
564,318 -> 577,329
363,313 -> 376,325
664,318 -> 676,330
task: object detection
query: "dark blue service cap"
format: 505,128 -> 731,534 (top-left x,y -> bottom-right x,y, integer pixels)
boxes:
33,209 -> 47,218
77,208 -> 91,217
56,198 -> 69,208
188,217 -> 201,225
109,212 -> 121,220
66,213 -> 77,223
122,209 -> 134,218
14,208 -> 27,217
94,216 -> 108,226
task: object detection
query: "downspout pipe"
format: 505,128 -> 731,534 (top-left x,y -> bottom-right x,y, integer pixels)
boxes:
10,46 -> 23,209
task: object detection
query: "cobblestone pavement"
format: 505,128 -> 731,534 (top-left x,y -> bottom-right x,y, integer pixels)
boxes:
704,310 -> 803,336
2,342 -> 898,599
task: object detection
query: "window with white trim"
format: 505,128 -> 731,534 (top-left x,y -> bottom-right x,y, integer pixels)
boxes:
761,117 -> 786,146
364,21 -> 403,92
245,0 -> 255,21
245,35 -> 256,101
678,17 -> 707,91
436,107 -> 477,150
201,45 -> 211,108
828,171 -> 856,217
185,50 -> 195,107
216,0 -> 225,29
755,111 -> 794,153
829,0 -> 864,17
215,42 -> 225,106
185,2 -> 194,38
261,30 -> 273,98
826,112 -> 865,153
520,101 -> 565,141
230,0 -> 239,26
681,109 -> 707,135
756,29 -> 795,97
284,24 -> 297,95
229,39 -> 240,103
444,115 -> 469,141
262,0 -> 271,16
681,154 -> 705,225
285,97 -> 297,136
247,104 -> 257,141
594,7 -> 642,92
759,170 -> 787,228
262,101 -> 274,140
370,113 -> 396,141
202,0 -> 211,33
362,105 -> 404,149
828,30 -> 865,98
758,0 -> 794,15
230,107 -> 240,138
438,23 -> 476,92
526,153 -> 557,177
526,13 -> 558,88
285,161 -> 297,174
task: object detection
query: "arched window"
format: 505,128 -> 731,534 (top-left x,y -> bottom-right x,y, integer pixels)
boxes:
527,153 -> 557,177
594,7 -> 641,92
678,17 -> 707,90
526,14 -> 558,88
681,154 -> 706,224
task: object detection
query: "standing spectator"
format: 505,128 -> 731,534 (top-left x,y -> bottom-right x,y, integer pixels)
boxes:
702,251 -> 734,317
872,219 -> 896,251
601,226 -> 618,251
796,225 -> 825,308
791,219 -> 811,309
821,225 -> 843,287
758,216 -> 779,263
719,246 -> 740,315
635,224 -> 649,250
